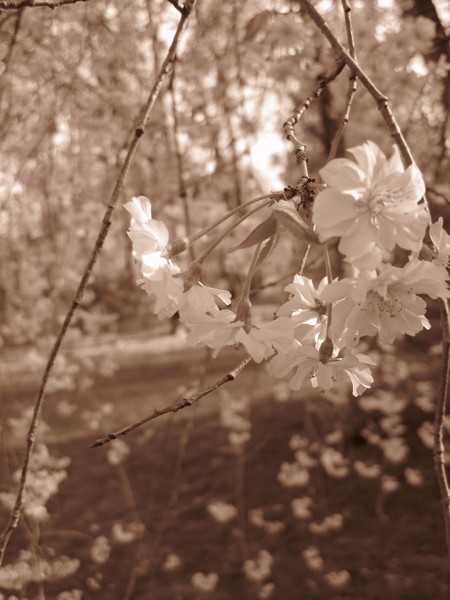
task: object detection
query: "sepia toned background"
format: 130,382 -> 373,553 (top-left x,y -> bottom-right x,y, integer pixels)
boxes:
0,0 -> 449,598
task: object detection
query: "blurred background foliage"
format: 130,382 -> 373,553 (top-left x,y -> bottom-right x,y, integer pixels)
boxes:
0,0 -> 448,347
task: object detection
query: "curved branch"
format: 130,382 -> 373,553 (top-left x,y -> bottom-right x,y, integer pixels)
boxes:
0,0 -> 197,568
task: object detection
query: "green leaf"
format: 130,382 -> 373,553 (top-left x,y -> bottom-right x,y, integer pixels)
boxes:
273,201 -> 319,244
227,214 -> 277,252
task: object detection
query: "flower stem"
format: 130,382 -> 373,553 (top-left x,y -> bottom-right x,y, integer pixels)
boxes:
323,243 -> 333,331
168,193 -> 277,255
235,242 -> 263,327
191,201 -> 272,267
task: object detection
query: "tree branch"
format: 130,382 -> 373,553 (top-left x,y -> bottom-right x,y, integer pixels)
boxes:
283,59 -> 345,177
298,0 -> 414,167
328,0 -> 357,160
91,357 -> 252,448
0,0 -> 90,9
0,0 -> 197,568
435,299 -> 450,556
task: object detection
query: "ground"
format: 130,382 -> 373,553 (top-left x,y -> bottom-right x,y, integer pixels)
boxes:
0,326 -> 449,599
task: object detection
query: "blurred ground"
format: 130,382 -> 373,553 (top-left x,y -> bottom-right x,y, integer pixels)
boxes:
0,328 -> 449,599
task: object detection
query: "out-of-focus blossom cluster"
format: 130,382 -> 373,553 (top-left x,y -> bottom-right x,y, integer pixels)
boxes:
243,550 -> 274,583
125,141 -> 449,396
0,444 -> 70,523
0,550 -> 80,592
219,390 -> 251,449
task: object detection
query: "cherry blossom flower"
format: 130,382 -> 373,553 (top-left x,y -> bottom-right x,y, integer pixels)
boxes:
277,275 -> 349,343
268,342 -> 374,396
185,309 -> 241,353
140,262 -> 183,319
124,196 -> 170,265
333,259 -> 450,345
234,317 -> 295,363
313,141 -> 429,269
178,284 -> 231,323
428,217 -> 450,267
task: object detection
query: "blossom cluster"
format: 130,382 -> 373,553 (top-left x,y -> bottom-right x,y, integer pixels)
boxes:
125,141 -> 450,396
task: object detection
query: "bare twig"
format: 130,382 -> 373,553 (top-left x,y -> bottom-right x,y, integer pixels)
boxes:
166,0 -> 184,14
169,67 -> 195,261
1,8 -> 22,69
283,59 -> 345,177
0,0 -> 90,9
91,357 -> 252,448
298,0 -> 414,168
283,59 -> 345,149
328,0 -> 357,160
0,1 -> 197,568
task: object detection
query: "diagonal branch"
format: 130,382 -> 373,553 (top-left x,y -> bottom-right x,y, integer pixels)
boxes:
0,0 -> 197,568
91,357 -> 252,448
0,0 -> 91,9
298,0 -> 414,168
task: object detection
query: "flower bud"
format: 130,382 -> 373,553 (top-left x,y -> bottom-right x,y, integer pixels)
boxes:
319,337 -> 334,364
167,237 -> 190,257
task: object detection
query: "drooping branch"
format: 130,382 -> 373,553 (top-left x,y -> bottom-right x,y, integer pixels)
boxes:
435,299 -> 450,556
0,0 -> 197,568
0,0 -> 90,9
91,357 -> 252,448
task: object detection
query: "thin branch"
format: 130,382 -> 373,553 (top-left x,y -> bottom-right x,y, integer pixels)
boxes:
91,357 -> 253,448
1,8 -> 22,69
0,0 -> 90,9
328,0 -> 357,160
283,59 -> 345,149
169,66 -> 195,261
435,298 -> 450,556
0,1 -> 197,568
166,0 -> 184,14
283,59 -> 345,177
298,0 -> 414,167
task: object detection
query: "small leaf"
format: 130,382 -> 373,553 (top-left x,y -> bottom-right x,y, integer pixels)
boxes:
273,201 -> 319,244
227,214 -> 277,252
255,232 -> 278,271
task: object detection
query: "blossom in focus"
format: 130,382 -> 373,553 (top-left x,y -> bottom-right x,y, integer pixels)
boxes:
185,309 -> 241,354
178,284 -> 231,323
140,262 -> 184,319
277,276 -> 349,343
333,259 -> 450,345
124,196 -> 170,265
428,217 -> 450,267
313,141 -> 429,269
234,317 -> 295,363
268,342 -> 374,396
